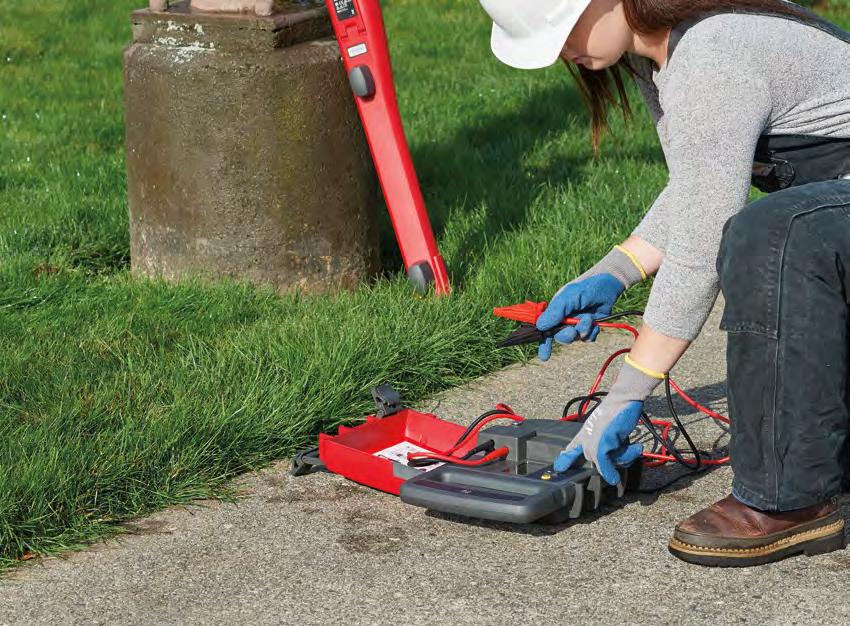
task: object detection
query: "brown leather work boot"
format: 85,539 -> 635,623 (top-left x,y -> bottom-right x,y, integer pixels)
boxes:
669,494 -> 847,567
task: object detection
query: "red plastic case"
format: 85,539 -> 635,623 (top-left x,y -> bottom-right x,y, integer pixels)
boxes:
318,408 -> 470,495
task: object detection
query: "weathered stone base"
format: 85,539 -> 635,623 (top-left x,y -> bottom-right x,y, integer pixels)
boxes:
124,1 -> 380,293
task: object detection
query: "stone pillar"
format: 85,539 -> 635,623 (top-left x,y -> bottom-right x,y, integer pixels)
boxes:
124,0 -> 380,293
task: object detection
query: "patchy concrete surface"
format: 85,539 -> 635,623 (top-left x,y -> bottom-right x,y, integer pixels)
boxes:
3,296 -> 850,625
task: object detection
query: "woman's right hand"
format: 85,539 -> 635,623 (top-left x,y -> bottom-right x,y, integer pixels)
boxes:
535,273 -> 625,361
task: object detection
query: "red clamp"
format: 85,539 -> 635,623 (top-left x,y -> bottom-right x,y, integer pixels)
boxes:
493,300 -> 550,324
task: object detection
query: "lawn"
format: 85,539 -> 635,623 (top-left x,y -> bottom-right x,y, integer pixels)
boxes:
0,0 -> 845,566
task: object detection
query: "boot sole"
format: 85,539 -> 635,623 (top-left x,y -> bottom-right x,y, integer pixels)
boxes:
668,518 -> 846,567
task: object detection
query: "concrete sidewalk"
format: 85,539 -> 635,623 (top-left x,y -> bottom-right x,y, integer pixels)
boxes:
3,296 -> 850,625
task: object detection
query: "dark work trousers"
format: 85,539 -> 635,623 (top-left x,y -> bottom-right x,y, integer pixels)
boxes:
716,178 -> 850,511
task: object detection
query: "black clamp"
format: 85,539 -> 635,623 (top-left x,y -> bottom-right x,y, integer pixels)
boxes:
290,446 -> 325,476
371,383 -> 403,418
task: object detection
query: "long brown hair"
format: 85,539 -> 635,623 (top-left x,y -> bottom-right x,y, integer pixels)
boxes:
564,0 -> 817,155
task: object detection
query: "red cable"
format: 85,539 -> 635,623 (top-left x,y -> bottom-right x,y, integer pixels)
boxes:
407,410 -> 525,466
410,315 -> 730,470
641,452 -> 729,465
557,317 -> 730,468
407,447 -> 512,467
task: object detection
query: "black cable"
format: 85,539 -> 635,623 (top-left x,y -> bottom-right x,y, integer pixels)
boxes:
561,388 -> 698,468
664,375 -> 702,468
556,305 -> 710,473
407,456 -> 441,468
460,440 -> 496,460
593,309 -> 646,322
408,405 -> 517,468
561,388 -> 703,473
562,391 -> 606,419
450,408 -> 515,448
639,410 -> 698,469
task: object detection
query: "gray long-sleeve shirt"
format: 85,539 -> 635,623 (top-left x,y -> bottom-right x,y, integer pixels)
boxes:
627,11 -> 850,341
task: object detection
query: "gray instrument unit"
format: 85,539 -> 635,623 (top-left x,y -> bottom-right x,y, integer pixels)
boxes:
399,419 -> 641,524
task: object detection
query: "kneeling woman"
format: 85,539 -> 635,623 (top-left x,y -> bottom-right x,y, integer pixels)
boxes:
478,0 -> 850,566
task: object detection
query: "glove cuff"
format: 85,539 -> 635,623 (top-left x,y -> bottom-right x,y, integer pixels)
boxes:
573,246 -> 647,290
606,355 -> 666,403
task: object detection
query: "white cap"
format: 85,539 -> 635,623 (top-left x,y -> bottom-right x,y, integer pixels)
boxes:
479,0 -> 592,69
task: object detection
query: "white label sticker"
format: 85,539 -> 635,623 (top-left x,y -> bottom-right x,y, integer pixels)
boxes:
374,441 -> 444,471
347,43 -> 367,58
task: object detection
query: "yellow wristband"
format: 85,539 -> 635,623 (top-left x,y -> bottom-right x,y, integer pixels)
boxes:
624,354 -> 666,380
614,244 -> 647,281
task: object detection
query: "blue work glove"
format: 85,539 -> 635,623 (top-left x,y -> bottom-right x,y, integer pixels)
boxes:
553,355 -> 665,485
536,245 -> 645,362
536,274 -> 624,361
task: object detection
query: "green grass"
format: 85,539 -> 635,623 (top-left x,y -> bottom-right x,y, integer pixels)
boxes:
0,0 -> 846,566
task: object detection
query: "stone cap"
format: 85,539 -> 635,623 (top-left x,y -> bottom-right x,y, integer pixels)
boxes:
131,0 -> 332,51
